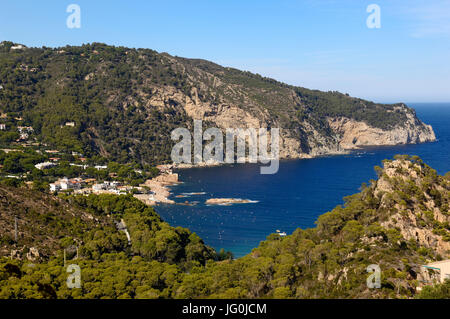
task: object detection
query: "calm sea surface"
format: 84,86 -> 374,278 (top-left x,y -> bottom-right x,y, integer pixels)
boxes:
155,103 -> 450,257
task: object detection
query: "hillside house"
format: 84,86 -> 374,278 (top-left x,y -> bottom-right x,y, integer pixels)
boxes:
17,126 -> 34,133
50,177 -> 83,192
35,162 -> 56,170
422,260 -> 450,284
11,44 -> 25,50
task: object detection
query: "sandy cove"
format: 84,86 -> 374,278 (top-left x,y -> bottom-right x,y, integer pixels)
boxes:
133,164 -> 258,206
134,170 -> 179,205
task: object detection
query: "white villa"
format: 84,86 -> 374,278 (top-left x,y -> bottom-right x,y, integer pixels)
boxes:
422,260 -> 450,284
11,44 -> 25,50
93,181 -> 119,191
49,177 -> 83,192
35,161 -> 56,170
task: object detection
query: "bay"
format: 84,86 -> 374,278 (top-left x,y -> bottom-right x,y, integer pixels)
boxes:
155,103 -> 450,257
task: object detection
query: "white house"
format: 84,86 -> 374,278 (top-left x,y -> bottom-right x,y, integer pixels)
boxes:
35,162 -> 56,170
92,181 -> 119,192
69,163 -> 88,169
423,260 -> 450,283
11,44 -> 25,50
0,124 -> 5,130
17,126 -> 34,133
50,177 -> 82,192
93,183 -> 107,191
50,183 -> 61,192
59,178 -> 70,190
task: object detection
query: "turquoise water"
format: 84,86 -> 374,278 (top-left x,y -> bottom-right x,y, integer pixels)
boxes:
155,103 -> 450,257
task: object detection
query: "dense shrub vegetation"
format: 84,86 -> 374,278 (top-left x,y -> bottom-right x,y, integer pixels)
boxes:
1,156 -> 448,299
0,42 -> 421,164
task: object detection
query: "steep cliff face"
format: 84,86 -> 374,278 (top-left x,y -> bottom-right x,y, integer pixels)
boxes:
328,109 -> 436,151
0,42 -> 437,164
374,158 -> 450,257
129,55 -> 436,160
132,53 -> 437,161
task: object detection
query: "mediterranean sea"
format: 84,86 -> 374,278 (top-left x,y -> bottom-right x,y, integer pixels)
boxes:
155,103 -> 450,257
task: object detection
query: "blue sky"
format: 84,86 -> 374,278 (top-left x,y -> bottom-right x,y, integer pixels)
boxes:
1,0 -> 449,103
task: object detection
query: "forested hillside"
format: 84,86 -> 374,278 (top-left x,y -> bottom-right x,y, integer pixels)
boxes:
0,41 -> 435,164
1,156 -> 449,298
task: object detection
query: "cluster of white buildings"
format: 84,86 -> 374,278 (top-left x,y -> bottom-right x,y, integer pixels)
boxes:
49,177 -> 83,192
0,124 -> 35,140
49,178 -> 141,196
36,159 -> 107,172
92,181 -> 119,192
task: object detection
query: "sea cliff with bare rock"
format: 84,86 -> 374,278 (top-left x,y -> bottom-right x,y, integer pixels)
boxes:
0,41 -> 436,165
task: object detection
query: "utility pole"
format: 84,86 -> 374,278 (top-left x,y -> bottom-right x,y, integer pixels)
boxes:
14,216 -> 18,242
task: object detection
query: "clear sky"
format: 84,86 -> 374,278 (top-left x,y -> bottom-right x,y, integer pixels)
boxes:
1,0 -> 449,103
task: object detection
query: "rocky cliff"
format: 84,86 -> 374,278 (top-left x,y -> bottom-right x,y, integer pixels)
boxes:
374,157 -> 450,256
328,109 -> 436,151
144,55 -> 436,160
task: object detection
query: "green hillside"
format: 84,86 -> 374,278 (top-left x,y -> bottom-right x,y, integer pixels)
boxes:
0,41 -> 428,164
1,156 -> 449,299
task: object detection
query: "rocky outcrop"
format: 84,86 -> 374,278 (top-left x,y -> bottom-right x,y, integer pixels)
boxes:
10,246 -> 41,261
2,43 -> 437,164
138,68 -> 436,161
135,172 -> 180,205
374,159 -> 450,257
153,172 -> 179,184
328,110 -> 436,150
205,198 -> 257,205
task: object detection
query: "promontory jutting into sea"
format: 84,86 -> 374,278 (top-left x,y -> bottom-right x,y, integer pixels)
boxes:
0,0 -> 449,301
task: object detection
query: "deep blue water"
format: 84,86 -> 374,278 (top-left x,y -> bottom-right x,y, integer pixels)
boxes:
155,103 -> 450,257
